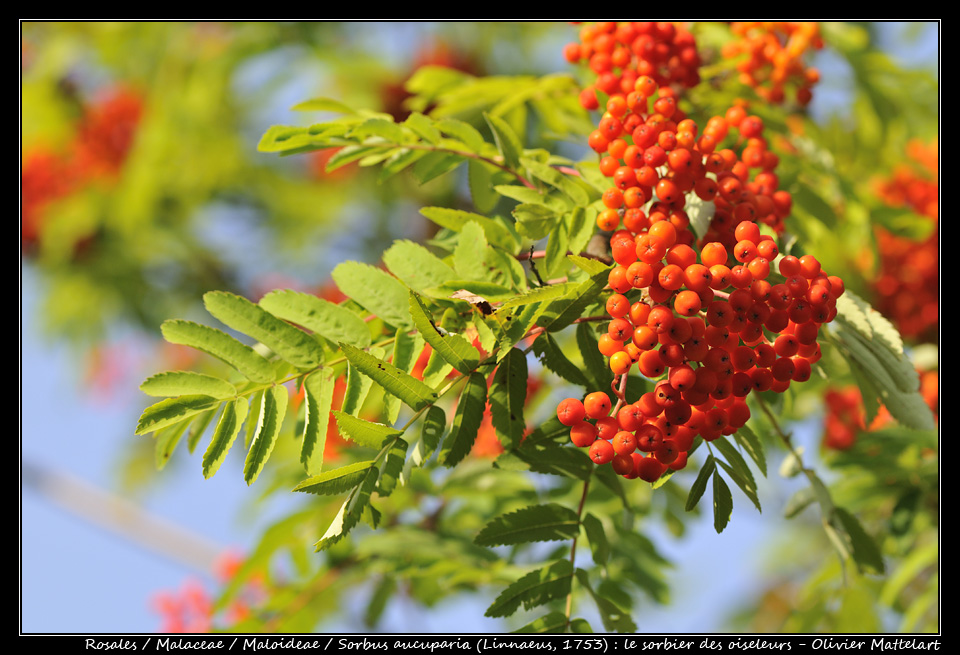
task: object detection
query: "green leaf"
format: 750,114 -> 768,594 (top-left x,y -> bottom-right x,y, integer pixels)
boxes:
340,342 -> 438,412
439,372 -> 488,467
532,333 -> 590,388
419,206 -> 518,252
435,118 -> 485,151
489,348 -> 528,450
160,320 -> 276,384
483,112 -> 522,170
331,261 -> 413,330
475,503 -> 580,547
402,111 -> 440,143
409,292 -> 480,374
513,203 -> 558,240
340,345 -> 380,418
203,291 -> 324,370
376,437 -> 408,497
349,116 -> 408,143
293,460 -> 377,496
384,331 -> 424,425
513,612 -> 569,634
783,486 -> 817,519
712,471 -> 733,533
140,372 -> 237,399
514,444 -> 594,481
582,513 -> 609,566
201,398 -> 249,479
382,240 -> 458,294
135,395 -> 222,436
290,97 -> 356,114
300,368 -> 336,476
733,425 -> 767,477
497,282 -> 577,311
685,455 -> 715,511
186,408 -> 217,454
713,437 -> 761,513
259,289 -> 371,348
314,466 -> 379,552
521,157 -> 589,206
535,268 -> 608,332
243,385 -> 289,486
575,569 -> 637,633
833,507 -> 886,574
411,405 -> 445,467
485,560 -> 573,618
453,221 -> 490,282
468,159 -> 501,214
257,125 -> 310,153
154,420 -> 190,470
411,151 -> 464,184
333,411 -> 402,450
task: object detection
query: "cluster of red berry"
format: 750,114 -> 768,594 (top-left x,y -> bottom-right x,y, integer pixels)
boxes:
721,22 -> 823,106
563,21 -> 701,112
21,85 -> 144,251
556,33 -> 845,482
590,76 -> 792,247
871,140 -> 939,342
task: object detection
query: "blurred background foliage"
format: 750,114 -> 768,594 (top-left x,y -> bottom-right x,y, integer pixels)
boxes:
21,21 -> 937,634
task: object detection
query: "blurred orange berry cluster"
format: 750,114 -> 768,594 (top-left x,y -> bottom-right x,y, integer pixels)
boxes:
823,369 -> 938,450
152,551 -> 264,633
722,22 -> 823,106
21,85 -> 144,251
871,139 -> 939,342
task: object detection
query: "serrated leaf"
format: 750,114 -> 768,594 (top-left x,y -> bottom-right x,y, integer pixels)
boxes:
435,117 -> 485,151
712,471 -> 733,533
419,206 -> 518,252
410,292 -> 480,374
314,466 -> 379,552
160,320 -> 275,383
713,438 -> 761,513
136,395 -> 222,436
340,342 -> 438,412
349,116 -> 408,144
485,560 -> 573,618
202,398 -> 249,479
513,203 -> 558,240
475,503 -> 580,547
582,514 -> 609,566
242,386 -> 288,485
341,345 -> 384,417
259,289 -> 371,349
154,420 -> 190,470
385,331 -> 424,425
453,221 -> 491,282
383,240 -> 458,293
325,144 -> 380,172
535,268 -> 608,332
513,612 -> 569,634
140,372 -> 237,399
514,444 -> 593,481
203,291 -> 324,370
532,333 -> 590,388
332,412 -> 399,452
402,111 -> 440,143
293,460 -> 377,496
489,348 -> 528,450
257,125 -> 310,153
497,282 -> 577,311
521,157 -> 590,206
484,112 -> 522,170
412,405 -> 445,467
685,455 -> 715,511
300,368 -> 336,476
376,438 -> 408,497
733,425 -> 766,477
439,372 -> 487,467
833,507 -> 886,574
494,184 -> 551,206
331,262 -> 413,330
